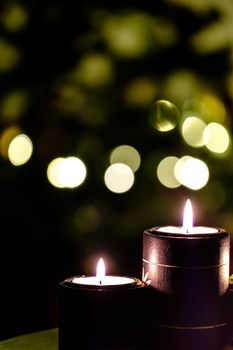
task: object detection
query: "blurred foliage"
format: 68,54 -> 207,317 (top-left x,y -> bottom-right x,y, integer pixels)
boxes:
0,0 -> 233,341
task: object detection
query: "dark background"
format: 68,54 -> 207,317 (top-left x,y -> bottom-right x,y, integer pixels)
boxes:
0,0 -> 233,340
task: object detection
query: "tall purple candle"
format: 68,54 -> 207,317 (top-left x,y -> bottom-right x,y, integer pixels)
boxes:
143,199 -> 230,350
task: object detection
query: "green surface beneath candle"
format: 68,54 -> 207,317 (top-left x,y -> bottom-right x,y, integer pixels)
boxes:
0,329 -> 232,350
0,328 -> 58,349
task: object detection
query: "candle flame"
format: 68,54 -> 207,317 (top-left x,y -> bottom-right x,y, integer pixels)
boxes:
96,258 -> 105,284
182,199 -> 193,233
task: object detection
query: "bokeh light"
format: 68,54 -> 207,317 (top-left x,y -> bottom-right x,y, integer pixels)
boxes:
124,77 -> 158,108
191,19 -> 229,54
0,126 -> 21,158
174,156 -> 209,190
201,94 -> 226,123
1,90 -> 28,121
226,71 -> 233,99
110,145 -> 141,172
203,122 -> 230,154
73,53 -> 114,87
47,157 -> 87,189
181,116 -> 206,147
47,158 -> 65,188
1,3 -> 28,32
104,163 -> 134,193
102,12 -> 154,58
58,84 -> 86,114
149,99 -> 180,132
57,157 -> 87,188
157,156 -> 180,188
162,70 -> 202,107
0,38 -> 21,72
8,134 -> 33,166
174,156 -> 192,185
57,82 -> 108,126
182,98 -> 205,119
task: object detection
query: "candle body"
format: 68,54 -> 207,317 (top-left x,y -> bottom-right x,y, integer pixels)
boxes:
143,227 -> 230,350
227,276 -> 233,345
59,276 -> 147,350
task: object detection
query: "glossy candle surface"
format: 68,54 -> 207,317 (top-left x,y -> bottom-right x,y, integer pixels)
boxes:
142,199 -> 230,350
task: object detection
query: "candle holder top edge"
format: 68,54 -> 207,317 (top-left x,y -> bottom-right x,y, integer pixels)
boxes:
144,227 -> 228,239
59,276 -> 146,291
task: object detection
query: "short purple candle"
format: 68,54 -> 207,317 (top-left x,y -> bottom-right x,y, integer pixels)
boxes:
59,258 -> 147,350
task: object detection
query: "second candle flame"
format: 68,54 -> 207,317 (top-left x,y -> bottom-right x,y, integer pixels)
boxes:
182,199 -> 193,233
96,258 -> 105,285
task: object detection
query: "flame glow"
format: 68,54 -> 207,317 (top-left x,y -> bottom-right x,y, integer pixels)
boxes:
96,258 -> 105,284
182,199 -> 193,233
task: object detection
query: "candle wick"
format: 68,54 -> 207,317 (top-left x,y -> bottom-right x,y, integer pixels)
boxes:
99,280 -> 102,285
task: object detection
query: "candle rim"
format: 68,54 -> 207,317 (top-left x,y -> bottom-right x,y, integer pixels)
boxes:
60,275 -> 145,291
145,226 -> 226,239
72,275 -> 135,286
